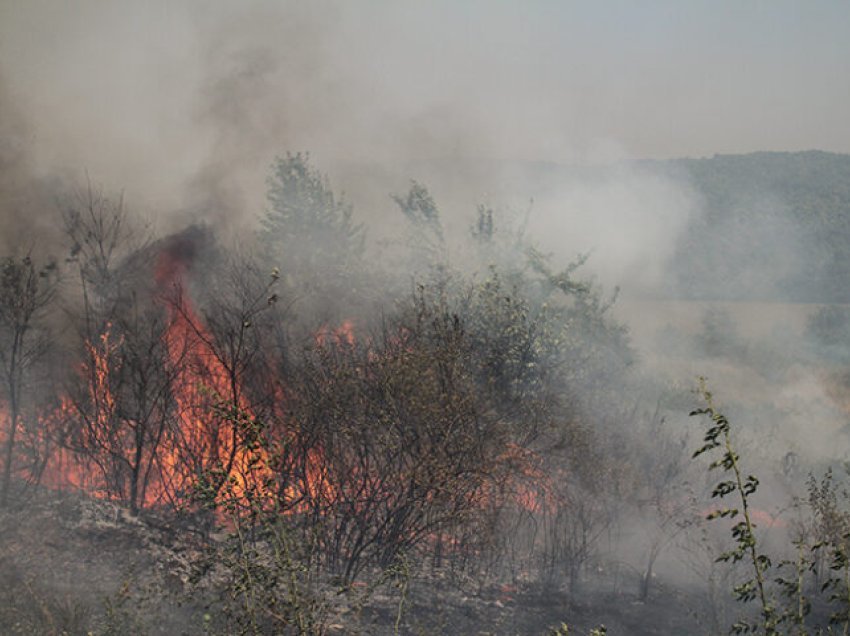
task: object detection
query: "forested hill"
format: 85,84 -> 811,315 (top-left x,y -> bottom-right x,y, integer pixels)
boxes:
653,151 -> 850,302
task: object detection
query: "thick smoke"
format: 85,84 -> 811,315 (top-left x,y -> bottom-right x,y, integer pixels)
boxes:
3,2 -> 845,269
0,72 -> 63,255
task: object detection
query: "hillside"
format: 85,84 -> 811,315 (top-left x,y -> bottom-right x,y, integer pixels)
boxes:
658,151 -> 850,302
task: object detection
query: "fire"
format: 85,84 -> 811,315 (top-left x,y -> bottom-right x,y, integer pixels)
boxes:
0,237 -> 275,512
83,325 -> 121,458
0,243 -> 548,525
0,393 -> 102,497
314,319 -> 356,348
153,246 -> 272,509
472,442 -> 556,516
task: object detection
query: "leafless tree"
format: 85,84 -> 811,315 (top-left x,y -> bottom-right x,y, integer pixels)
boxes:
0,254 -> 58,506
59,185 -> 180,512
158,251 -> 282,508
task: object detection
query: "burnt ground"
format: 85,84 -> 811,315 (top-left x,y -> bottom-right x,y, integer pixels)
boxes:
0,489 -> 198,635
0,487 -> 710,635
362,579 -> 706,635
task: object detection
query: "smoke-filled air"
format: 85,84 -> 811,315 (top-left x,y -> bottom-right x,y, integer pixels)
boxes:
3,2 -> 850,634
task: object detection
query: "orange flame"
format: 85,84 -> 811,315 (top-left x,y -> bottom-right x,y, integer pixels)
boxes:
153,248 -> 271,510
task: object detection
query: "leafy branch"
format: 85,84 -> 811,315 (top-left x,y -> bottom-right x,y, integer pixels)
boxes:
692,378 -> 777,635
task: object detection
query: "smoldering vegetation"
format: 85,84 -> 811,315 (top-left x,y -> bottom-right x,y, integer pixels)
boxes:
3,3 -> 850,636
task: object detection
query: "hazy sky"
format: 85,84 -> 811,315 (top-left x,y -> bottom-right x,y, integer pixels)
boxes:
1,0 -> 849,226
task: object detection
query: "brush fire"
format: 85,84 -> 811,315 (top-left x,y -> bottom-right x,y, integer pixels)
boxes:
2,5 -> 850,631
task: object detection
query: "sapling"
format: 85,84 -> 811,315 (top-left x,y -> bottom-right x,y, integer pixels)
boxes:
691,378 -> 778,635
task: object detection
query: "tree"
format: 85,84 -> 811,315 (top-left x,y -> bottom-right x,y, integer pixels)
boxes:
68,306 -> 179,513
393,180 -> 444,265
60,185 -> 178,512
0,254 -> 58,506
63,184 -> 144,324
259,152 -> 364,323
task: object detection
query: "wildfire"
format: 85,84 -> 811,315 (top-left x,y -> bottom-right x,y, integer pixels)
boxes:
0,237 -> 552,523
0,234 -> 275,511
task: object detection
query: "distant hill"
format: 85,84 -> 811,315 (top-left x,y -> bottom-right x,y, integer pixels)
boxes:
653,151 -> 850,302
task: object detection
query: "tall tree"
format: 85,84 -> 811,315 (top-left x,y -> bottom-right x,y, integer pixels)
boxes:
260,153 -> 364,321
62,186 -> 174,511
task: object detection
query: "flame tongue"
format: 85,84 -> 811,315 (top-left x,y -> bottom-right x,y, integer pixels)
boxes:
154,244 -> 269,509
